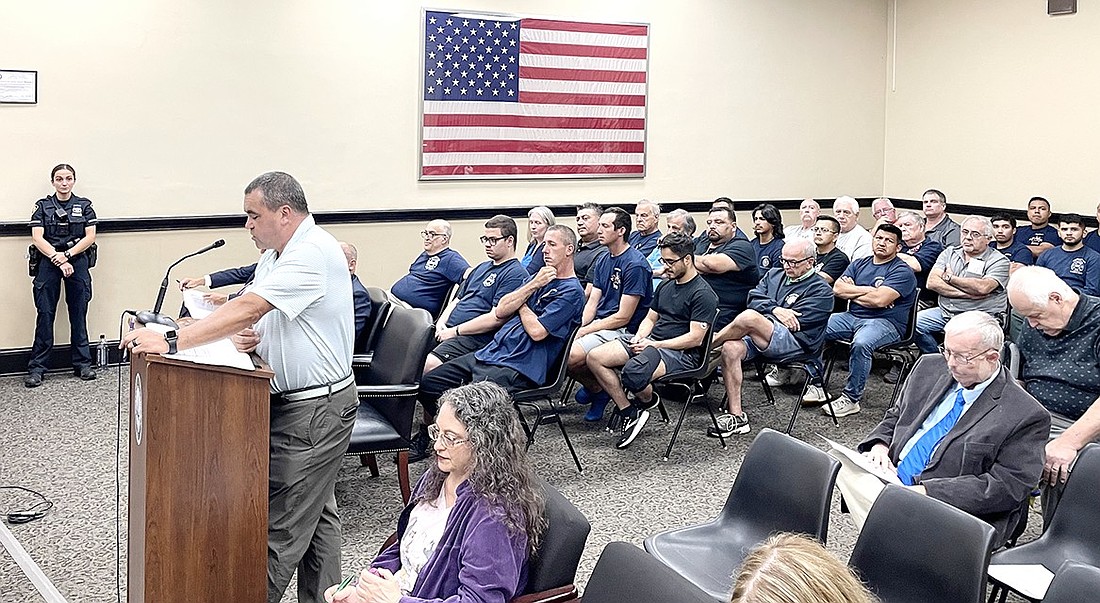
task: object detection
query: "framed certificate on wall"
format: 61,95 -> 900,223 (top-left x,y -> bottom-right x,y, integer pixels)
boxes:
0,70 -> 37,104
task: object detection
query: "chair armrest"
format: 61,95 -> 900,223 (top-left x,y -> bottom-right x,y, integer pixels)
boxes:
511,585 -> 578,603
357,384 -> 420,397
352,353 -> 374,367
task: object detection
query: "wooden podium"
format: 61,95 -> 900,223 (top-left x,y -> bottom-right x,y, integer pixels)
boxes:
128,354 -> 274,603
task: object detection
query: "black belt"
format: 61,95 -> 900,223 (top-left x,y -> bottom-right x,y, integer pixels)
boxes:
272,374 -> 354,403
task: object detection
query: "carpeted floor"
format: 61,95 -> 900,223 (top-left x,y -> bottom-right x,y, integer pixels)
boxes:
0,359 -> 1039,602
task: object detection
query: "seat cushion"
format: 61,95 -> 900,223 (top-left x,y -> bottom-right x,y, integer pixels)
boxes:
347,403 -> 408,453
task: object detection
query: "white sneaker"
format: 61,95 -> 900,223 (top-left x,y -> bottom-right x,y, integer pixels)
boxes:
803,384 -> 827,403
764,365 -> 791,387
821,394 -> 861,418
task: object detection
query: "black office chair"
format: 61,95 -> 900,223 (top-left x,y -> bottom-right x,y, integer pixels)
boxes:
649,309 -> 723,461
644,429 -> 841,601
581,542 -> 714,603
512,483 -> 591,603
511,328 -> 584,472
352,287 -> 393,378
1041,560 -> 1100,603
987,444 -> 1100,603
345,306 -> 435,504
850,485 -> 995,603
824,288 -> 922,405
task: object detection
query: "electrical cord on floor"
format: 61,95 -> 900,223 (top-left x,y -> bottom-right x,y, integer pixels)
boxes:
0,485 -> 54,525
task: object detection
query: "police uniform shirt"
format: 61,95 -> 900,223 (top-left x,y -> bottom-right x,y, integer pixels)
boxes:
446,258 -> 530,327
1036,246 -> 1100,296
648,275 -> 719,362
1014,224 -> 1061,248
750,237 -> 785,273
933,245 -> 1011,316
475,277 -> 585,385
249,215 -> 354,393
391,248 -> 470,316
694,236 -> 759,326
841,255 -> 918,336
31,194 -> 98,246
590,246 -> 654,332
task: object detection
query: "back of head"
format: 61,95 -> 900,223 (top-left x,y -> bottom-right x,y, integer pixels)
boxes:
730,534 -> 877,603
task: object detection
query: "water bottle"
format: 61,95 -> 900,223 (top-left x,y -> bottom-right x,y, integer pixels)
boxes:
98,334 -> 108,368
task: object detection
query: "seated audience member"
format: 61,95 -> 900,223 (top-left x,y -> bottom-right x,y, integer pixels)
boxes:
1083,201 -> 1100,253
390,220 -> 470,317
812,216 -> 850,285
425,215 -> 529,373
1035,213 -> 1100,296
785,198 -> 820,240
916,216 -> 1010,354
694,207 -> 760,327
521,206 -> 556,274
806,224 -> 917,416
833,196 -> 872,260
628,199 -> 662,256
991,212 -> 1033,274
701,197 -> 749,243
730,533 -> 877,603
1015,196 -> 1061,259
569,208 -> 654,422
895,210 -> 943,308
922,188 -> 961,248
341,242 -> 371,346
179,263 -> 256,293
1008,266 -> 1100,526
325,382 -> 545,603
647,209 -> 695,289
750,203 -> 785,272
586,232 -> 718,450
573,202 -> 607,289
839,311 -> 1049,547
711,238 -> 833,437
870,197 -> 897,225
418,225 -> 584,414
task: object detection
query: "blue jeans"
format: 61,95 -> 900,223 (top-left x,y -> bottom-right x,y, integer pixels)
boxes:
825,313 -> 901,401
915,307 -> 949,354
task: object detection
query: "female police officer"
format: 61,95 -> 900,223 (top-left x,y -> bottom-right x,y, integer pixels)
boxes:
26,164 -> 98,387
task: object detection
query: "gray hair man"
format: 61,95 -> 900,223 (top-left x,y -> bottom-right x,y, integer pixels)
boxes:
833,196 -> 871,260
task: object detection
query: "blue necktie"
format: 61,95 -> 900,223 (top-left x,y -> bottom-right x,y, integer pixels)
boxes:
896,388 -> 967,486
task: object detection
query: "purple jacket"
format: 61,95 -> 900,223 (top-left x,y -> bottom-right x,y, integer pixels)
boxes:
372,477 -> 530,603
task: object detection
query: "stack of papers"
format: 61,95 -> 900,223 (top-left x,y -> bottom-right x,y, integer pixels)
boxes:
143,321 -> 254,372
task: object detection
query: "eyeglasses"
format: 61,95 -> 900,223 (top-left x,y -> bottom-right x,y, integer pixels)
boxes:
960,229 -> 988,240
421,230 -> 447,240
872,209 -> 895,218
812,227 -> 839,234
658,256 -> 688,267
428,424 -> 470,448
780,257 -> 814,266
938,345 -> 995,365
479,235 -> 506,245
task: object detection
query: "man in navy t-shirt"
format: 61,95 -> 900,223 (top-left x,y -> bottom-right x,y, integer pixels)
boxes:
1015,196 -> 1061,259
628,199 -> 662,256
1083,202 -> 1100,254
695,206 -> 760,328
750,203 -> 786,273
418,225 -> 585,418
991,212 -> 1033,275
568,207 -> 654,421
390,219 -> 470,318
810,224 -> 917,418
1036,213 -> 1100,296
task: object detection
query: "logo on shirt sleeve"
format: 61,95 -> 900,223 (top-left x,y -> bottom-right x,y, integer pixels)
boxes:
761,256 -> 771,268
873,276 -> 886,287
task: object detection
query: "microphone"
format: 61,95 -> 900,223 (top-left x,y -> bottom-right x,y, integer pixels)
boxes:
137,239 -> 226,328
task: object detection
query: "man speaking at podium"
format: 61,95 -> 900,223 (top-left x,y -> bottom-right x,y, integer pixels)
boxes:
122,171 -> 356,603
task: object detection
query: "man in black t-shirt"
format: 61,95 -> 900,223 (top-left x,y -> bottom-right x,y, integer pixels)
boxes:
694,206 -> 759,328
587,232 -> 719,450
812,216 -> 850,285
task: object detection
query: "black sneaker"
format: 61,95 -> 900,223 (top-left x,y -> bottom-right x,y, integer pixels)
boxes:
76,366 -> 97,381
407,425 -> 431,462
615,408 -> 650,449
24,373 -> 44,388
707,412 -> 750,438
606,406 -> 627,434
635,391 -> 660,411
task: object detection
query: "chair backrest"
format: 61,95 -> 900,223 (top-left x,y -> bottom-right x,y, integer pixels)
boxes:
899,287 -> 922,342
1001,340 -> 1021,379
581,542 -> 714,603
717,428 -> 841,544
1043,560 -> 1100,603
363,305 -> 435,387
850,485 -> 995,603
1041,443 -> 1100,563
356,287 -> 393,354
522,483 -> 591,594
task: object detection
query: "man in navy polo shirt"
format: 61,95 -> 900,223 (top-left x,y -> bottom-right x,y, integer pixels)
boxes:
390,219 -> 470,317
418,225 -> 585,416
810,224 -> 917,416
1036,213 -> 1100,296
1015,196 -> 1061,259
991,212 -> 1033,275
568,207 -> 654,422
628,199 -> 662,256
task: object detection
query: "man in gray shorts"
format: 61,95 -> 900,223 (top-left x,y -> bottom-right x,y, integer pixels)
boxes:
587,232 -> 718,450
711,237 -> 835,437
566,207 -> 654,422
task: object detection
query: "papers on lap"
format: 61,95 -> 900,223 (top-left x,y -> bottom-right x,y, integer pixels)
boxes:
819,434 -> 902,485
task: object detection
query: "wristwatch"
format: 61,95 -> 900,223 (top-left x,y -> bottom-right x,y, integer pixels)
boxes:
943,272 -> 952,283
64,250 -> 72,259
164,330 -> 179,354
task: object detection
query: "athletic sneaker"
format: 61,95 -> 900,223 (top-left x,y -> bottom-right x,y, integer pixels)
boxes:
707,412 -> 750,438
821,394 -> 861,418
764,365 -> 790,387
615,407 -> 650,449
634,391 -> 660,411
803,384 -> 828,403
606,406 -> 628,434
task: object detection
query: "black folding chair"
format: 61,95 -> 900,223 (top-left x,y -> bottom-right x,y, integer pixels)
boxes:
511,328 -> 584,472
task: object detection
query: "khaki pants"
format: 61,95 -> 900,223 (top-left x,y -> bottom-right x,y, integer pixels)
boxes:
830,450 -> 887,532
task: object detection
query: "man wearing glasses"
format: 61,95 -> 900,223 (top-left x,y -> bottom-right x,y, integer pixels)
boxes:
917,216 -> 1011,355
871,197 -> 897,225
710,237 -> 834,437
390,219 -> 470,318
837,311 -> 1048,547
811,216 -> 850,286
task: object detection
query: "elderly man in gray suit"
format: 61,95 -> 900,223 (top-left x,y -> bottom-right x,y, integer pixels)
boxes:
837,310 -> 1049,548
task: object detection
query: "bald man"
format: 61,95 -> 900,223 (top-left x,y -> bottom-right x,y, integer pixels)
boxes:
390,219 -> 470,317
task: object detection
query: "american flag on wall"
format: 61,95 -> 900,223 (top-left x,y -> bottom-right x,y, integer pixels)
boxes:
420,9 -> 649,179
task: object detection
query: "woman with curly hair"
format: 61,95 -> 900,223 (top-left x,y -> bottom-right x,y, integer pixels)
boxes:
326,381 -> 545,603
730,533 -> 877,603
